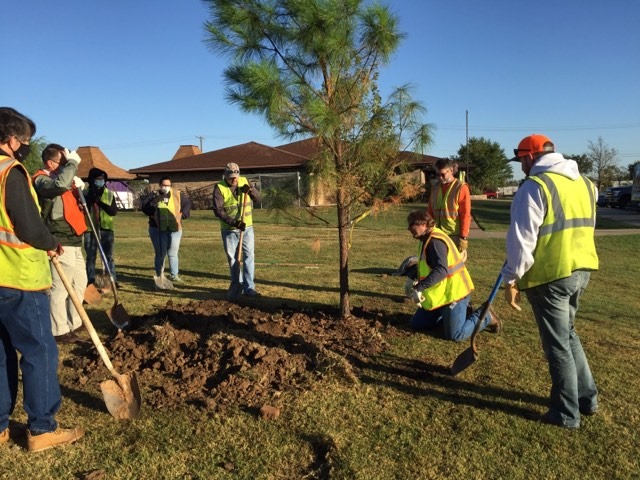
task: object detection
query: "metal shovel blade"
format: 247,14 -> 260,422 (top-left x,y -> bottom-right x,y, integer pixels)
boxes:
100,373 -> 141,420
84,284 -> 102,305
450,269 -> 505,376
450,347 -> 479,376
107,303 -> 131,330
153,274 -> 174,290
94,273 -> 112,292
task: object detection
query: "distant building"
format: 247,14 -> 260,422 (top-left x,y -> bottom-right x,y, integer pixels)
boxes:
129,138 -> 449,208
76,146 -> 137,209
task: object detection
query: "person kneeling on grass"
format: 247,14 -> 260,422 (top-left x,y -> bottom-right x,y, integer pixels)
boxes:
406,210 -> 501,341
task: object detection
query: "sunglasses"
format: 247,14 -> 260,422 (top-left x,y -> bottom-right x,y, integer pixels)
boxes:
513,149 -> 530,158
226,170 -> 240,174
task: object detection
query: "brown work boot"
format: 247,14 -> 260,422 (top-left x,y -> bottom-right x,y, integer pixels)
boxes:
27,426 -> 85,452
486,306 -> 502,333
0,429 -> 8,444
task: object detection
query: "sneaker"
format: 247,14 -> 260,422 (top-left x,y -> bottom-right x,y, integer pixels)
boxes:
27,426 -> 85,452
0,429 -> 8,445
169,275 -> 183,283
486,306 -> 502,333
244,289 -> 261,297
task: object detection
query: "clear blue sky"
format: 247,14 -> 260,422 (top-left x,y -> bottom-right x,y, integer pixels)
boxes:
4,0 -> 639,176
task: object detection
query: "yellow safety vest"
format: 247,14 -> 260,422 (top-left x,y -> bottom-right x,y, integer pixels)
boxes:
217,177 -> 253,231
416,227 -> 474,310
518,173 -> 599,290
155,189 -> 182,232
430,179 -> 464,236
93,188 -> 115,230
0,156 -> 52,290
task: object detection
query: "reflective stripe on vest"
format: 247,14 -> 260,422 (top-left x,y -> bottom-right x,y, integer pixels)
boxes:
430,179 -> 463,235
518,173 -> 599,290
155,189 -> 182,232
416,227 -> 474,310
0,157 -> 52,290
217,177 -> 253,230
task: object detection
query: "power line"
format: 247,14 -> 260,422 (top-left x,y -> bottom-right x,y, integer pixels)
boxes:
435,123 -> 640,132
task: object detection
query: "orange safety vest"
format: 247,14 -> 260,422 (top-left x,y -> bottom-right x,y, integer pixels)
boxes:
429,179 -> 464,236
33,170 -> 87,235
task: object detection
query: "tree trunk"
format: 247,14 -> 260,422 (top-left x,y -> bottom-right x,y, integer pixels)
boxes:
337,188 -> 350,318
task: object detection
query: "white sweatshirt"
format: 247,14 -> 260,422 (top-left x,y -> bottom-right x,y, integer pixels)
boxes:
501,153 -> 594,285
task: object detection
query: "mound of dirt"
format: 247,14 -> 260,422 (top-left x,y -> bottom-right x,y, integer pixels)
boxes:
71,300 -> 399,413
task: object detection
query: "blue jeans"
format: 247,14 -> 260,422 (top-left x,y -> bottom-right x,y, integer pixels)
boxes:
0,288 -> 60,433
411,294 -> 494,342
149,227 -> 182,277
84,229 -> 116,283
525,270 -> 598,428
222,226 -> 256,293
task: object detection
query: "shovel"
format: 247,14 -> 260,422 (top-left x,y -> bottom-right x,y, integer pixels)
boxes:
77,189 -> 130,329
154,267 -> 174,290
450,270 -> 504,376
231,189 -> 250,293
83,283 -> 102,305
51,255 -> 141,420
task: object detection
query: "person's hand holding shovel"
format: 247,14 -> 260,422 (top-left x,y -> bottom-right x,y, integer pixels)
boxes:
505,282 -> 522,311
48,243 -> 64,259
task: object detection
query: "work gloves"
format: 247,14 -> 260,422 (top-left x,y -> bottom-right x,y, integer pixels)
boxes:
151,191 -> 168,205
457,238 -> 468,253
64,148 -> 82,164
410,289 -> 425,306
505,282 -> 522,311
239,184 -> 251,194
72,176 -> 85,190
234,220 -> 246,231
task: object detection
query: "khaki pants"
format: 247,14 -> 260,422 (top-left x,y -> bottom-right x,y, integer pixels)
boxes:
49,246 -> 87,336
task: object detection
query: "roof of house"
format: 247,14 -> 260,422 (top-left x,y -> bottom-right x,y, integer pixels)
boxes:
129,141 -> 309,175
128,137 -> 447,176
76,146 -> 137,180
172,145 -> 202,160
276,138 -> 444,168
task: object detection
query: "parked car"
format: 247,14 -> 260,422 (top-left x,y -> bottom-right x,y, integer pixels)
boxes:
484,190 -> 498,199
597,192 -> 606,207
604,185 -> 632,209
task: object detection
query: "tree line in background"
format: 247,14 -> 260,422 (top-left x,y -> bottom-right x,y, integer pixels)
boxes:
447,135 -> 637,194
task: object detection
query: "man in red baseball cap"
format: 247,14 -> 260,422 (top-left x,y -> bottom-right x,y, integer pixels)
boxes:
502,134 -> 599,429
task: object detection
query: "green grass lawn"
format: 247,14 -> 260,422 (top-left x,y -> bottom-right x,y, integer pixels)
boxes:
3,203 -> 639,479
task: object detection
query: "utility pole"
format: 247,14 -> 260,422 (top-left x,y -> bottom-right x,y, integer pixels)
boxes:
195,136 -> 204,151
465,110 -> 469,182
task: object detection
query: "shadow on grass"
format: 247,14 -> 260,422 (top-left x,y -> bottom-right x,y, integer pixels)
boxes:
352,352 -> 546,420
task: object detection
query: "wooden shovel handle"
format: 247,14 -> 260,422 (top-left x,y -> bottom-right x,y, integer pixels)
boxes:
235,190 -> 250,264
50,255 -> 121,378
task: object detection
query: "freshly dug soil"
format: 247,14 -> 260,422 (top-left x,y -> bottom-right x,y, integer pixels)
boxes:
71,300 -> 401,413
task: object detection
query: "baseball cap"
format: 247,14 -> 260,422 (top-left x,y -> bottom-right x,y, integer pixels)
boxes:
224,162 -> 240,178
509,134 -> 555,162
